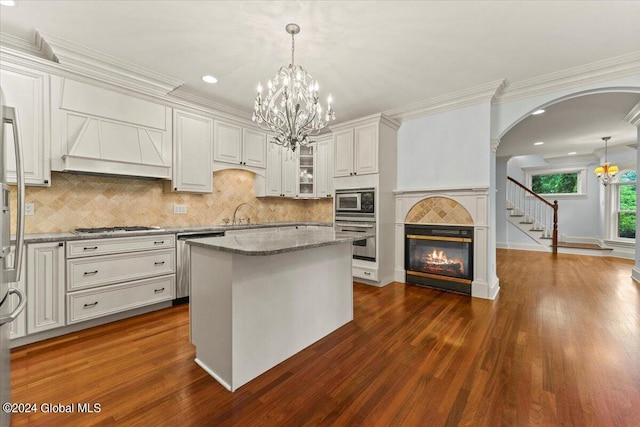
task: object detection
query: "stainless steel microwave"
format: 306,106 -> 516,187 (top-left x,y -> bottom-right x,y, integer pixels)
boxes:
335,188 -> 375,215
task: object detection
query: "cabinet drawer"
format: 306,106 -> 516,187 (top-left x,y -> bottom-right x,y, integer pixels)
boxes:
66,234 -> 175,258
353,266 -> 378,281
68,275 -> 175,324
67,249 -> 175,291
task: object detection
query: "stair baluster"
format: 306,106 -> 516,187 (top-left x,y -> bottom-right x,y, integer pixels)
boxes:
506,176 -> 558,254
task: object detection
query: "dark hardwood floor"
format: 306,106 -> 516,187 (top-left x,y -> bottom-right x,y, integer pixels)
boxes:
10,250 -> 640,426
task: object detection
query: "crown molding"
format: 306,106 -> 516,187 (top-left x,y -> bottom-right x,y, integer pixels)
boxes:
0,31 -> 48,58
329,112 -> 400,132
167,89 -> 255,127
37,31 -> 184,97
623,100 -> 640,127
383,79 -> 506,123
542,153 -> 598,166
495,51 -> 640,104
0,36 -> 258,128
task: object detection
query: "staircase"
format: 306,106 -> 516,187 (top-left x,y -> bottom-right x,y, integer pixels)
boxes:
506,177 -> 558,254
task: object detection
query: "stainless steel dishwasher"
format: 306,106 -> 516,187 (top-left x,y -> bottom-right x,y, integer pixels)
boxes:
175,231 -> 225,305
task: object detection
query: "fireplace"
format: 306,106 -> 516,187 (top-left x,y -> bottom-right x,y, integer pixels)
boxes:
405,224 -> 473,295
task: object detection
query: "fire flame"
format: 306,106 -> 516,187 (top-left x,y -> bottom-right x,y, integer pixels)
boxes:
431,249 -> 448,262
423,248 -> 465,275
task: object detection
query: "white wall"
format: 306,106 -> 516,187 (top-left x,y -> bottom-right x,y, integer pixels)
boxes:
397,103 -> 491,190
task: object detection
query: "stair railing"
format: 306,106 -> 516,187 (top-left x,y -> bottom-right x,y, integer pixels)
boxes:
507,176 -> 558,254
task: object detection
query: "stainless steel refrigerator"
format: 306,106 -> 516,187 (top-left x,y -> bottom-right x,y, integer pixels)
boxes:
0,88 -> 26,427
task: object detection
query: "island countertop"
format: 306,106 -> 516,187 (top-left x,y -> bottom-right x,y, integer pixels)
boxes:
185,228 -> 372,256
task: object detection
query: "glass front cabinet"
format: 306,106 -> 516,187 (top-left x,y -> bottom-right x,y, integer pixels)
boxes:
297,144 -> 316,197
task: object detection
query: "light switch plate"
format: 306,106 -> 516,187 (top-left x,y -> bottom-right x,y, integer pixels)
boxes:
173,204 -> 187,214
25,202 -> 35,216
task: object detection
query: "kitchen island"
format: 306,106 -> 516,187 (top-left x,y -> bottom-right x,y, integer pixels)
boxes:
186,228 -> 369,392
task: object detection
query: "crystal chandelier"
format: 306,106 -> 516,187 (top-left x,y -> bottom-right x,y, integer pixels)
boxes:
594,136 -> 619,186
252,23 -> 335,153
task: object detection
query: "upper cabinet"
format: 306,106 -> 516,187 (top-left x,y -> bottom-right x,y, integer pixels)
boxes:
331,114 -> 399,179
333,123 -> 378,177
297,144 -> 316,198
172,109 -> 213,193
50,77 -> 173,179
315,136 -> 333,198
1,63 -> 51,186
260,143 -> 297,197
213,121 -> 266,170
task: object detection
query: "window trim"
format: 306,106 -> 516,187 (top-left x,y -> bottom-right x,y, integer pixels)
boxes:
523,166 -> 588,199
609,169 -> 636,242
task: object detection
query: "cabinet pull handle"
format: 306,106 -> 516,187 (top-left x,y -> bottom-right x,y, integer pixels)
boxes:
84,246 -> 98,250
154,288 -> 165,293
83,270 -> 98,276
364,271 -> 371,276
83,301 -> 98,308
154,261 -> 165,266
154,241 -> 164,245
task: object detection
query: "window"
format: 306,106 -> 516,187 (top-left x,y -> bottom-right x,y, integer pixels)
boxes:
524,167 -> 587,198
531,172 -> 578,194
613,170 -> 636,239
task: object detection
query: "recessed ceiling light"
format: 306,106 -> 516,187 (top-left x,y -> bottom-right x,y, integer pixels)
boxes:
533,141 -> 544,146
202,75 -> 218,84
0,0 -> 16,6
568,152 -> 577,155
531,109 -> 545,115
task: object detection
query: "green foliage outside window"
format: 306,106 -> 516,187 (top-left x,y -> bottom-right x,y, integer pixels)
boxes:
531,173 -> 578,194
617,170 -> 636,239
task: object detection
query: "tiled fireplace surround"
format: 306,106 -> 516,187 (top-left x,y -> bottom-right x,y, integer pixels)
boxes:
394,187 -> 499,300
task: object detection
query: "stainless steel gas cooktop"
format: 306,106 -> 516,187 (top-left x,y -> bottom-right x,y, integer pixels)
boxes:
73,226 -> 164,235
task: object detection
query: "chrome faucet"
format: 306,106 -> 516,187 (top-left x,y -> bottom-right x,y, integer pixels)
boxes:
232,203 -> 252,225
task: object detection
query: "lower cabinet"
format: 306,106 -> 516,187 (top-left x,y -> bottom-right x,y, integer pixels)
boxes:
66,234 -> 176,325
68,275 -> 175,324
11,235 -> 176,343
27,242 -> 66,334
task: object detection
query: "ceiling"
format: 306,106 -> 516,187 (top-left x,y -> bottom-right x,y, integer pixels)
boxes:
1,1 -> 640,157
498,92 -> 640,159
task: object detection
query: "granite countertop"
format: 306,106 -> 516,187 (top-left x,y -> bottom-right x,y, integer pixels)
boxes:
185,228 -> 372,256
15,222 -> 333,244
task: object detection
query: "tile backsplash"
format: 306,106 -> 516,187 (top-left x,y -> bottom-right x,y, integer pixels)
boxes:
10,169 -> 333,234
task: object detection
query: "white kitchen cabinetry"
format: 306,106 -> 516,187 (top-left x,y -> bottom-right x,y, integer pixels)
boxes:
6,247 -> 27,339
331,114 -> 400,287
66,234 -> 176,324
297,145 -> 316,197
242,128 -> 267,168
261,144 -> 297,197
213,121 -> 266,169
50,77 -> 172,178
27,242 -> 66,334
172,109 -> 213,193
333,122 -> 378,177
315,136 -> 333,198
1,63 -> 51,186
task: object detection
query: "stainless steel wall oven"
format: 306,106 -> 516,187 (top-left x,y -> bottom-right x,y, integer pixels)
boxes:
335,188 -> 376,262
